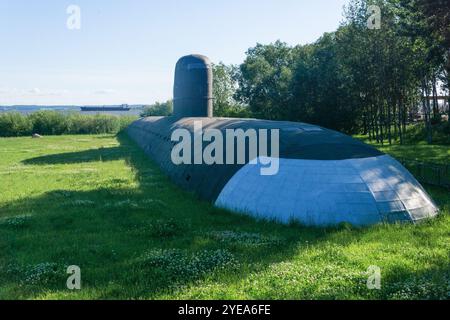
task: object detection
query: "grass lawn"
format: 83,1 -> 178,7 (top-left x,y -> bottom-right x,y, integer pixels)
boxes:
0,134 -> 448,300
356,135 -> 450,164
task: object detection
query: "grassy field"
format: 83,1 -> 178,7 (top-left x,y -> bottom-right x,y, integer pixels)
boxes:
0,134 -> 448,300
356,135 -> 450,164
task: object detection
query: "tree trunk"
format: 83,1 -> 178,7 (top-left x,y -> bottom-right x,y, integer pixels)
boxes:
422,79 -> 433,144
432,76 -> 439,121
398,94 -> 404,145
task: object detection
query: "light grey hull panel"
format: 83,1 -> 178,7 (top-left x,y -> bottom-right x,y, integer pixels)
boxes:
215,155 -> 439,226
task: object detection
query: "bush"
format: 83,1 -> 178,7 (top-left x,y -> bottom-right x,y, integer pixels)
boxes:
0,113 -> 33,137
29,111 -> 70,135
219,105 -> 252,118
0,111 -> 137,137
119,116 -> 138,132
67,114 -> 93,134
140,100 -> 173,117
433,122 -> 450,145
68,114 -> 120,134
404,122 -> 450,145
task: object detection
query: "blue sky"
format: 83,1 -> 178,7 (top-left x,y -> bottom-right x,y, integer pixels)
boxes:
0,0 -> 348,105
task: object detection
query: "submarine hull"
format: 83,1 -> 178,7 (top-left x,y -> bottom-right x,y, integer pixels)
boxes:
127,116 -> 439,226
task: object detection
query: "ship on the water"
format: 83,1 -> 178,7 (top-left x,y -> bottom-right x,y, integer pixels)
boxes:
80,104 -> 131,112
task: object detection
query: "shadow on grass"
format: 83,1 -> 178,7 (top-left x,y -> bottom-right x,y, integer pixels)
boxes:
381,144 -> 449,163
0,133 -> 447,299
377,263 -> 450,300
357,135 -> 450,165
22,147 -> 125,165
1,133 -> 335,299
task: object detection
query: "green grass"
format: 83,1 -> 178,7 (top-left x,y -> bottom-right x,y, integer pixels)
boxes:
355,135 -> 450,164
0,134 -> 449,300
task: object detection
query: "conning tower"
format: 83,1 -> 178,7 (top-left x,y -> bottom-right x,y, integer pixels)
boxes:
173,54 -> 213,118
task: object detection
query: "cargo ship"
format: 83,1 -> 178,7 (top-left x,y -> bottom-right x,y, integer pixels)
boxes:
80,104 -> 131,112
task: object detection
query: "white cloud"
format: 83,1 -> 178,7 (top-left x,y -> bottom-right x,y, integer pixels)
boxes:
0,88 -> 70,97
29,88 -> 41,94
0,87 -> 19,95
92,89 -> 116,95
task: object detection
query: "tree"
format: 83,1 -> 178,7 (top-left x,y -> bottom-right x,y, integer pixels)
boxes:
210,0 -> 448,141
140,100 -> 173,117
212,63 -> 248,117
236,41 -> 297,120
415,0 -> 450,121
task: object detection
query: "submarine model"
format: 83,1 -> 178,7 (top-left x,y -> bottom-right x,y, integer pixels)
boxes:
127,54 -> 439,226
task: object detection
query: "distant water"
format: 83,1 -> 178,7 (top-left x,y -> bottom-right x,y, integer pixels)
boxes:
0,106 -> 144,116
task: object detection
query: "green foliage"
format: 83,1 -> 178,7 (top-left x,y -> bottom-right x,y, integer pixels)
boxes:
236,41 -> 297,121
140,100 -> 173,117
29,111 -> 71,135
118,115 -> 138,132
0,134 -> 448,299
0,112 -> 137,137
358,122 -> 450,149
68,114 -> 121,135
403,122 -> 450,145
415,0 -> 450,49
356,138 -> 450,166
212,63 -> 249,117
221,0 -> 449,138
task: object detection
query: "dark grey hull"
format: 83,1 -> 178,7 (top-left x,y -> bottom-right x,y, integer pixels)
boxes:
127,116 -> 438,226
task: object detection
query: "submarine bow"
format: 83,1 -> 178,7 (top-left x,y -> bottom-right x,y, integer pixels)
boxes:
127,54 -> 439,226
